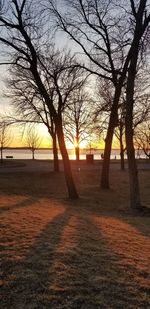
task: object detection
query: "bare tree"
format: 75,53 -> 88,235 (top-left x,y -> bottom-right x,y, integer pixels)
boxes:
47,0 -> 129,187
5,65 -> 60,171
95,81 -> 126,169
0,1 -> 84,199
96,77 -> 150,171
48,0 -> 150,193
124,1 -> 150,210
0,122 -> 11,163
64,87 -> 94,161
26,127 -> 41,160
134,120 -> 150,159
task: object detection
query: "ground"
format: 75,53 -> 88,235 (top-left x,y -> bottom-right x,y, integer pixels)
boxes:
0,160 -> 150,308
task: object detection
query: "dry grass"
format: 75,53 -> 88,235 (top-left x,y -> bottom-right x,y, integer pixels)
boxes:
0,161 -> 150,308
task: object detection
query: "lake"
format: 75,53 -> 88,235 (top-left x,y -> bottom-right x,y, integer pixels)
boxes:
3,148 -> 147,160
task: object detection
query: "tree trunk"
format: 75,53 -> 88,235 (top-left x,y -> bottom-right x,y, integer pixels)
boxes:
75,146 -> 80,162
120,125 -> 125,171
0,147 -> 3,164
125,0 -> 149,210
100,124 -> 113,189
125,44 -> 142,210
120,147 -> 125,171
125,119 -> 142,209
101,88 -> 121,188
75,130 -> 80,161
100,30 -> 135,188
56,118 -> 79,199
32,149 -> 35,160
52,133 -> 59,172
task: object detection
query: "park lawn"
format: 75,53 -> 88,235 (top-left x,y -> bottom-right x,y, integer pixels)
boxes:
0,165 -> 150,308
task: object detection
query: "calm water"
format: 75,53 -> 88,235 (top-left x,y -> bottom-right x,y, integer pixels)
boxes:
3,148 -> 147,160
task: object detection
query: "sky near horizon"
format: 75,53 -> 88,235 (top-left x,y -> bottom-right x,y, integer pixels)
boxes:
0,67 -> 99,149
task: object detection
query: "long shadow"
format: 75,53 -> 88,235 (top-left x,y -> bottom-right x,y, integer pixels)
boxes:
116,211 -> 150,237
1,207 -> 72,309
79,199 -> 150,238
0,197 -> 39,214
48,213 -> 149,308
2,204 -> 149,308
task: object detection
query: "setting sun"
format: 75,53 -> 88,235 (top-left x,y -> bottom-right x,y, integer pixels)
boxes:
74,139 -> 79,148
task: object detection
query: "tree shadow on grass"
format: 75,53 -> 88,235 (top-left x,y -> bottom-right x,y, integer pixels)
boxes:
116,211 -> 150,237
1,207 -> 72,308
50,213 -> 149,309
1,205 -> 149,309
77,195 -> 150,238
0,197 -> 39,214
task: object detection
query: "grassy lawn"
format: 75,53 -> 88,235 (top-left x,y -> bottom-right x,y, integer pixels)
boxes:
0,163 -> 150,308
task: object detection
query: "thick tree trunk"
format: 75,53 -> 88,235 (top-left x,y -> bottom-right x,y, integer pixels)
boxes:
101,88 -> 121,188
125,122 -> 142,209
125,40 -> 142,210
101,122 -> 114,189
125,0 -> 149,210
32,149 -> 35,160
75,131 -> 80,161
75,146 -> 80,162
125,124 -> 141,209
120,127 -> 125,171
1,147 -> 3,164
120,146 -> 125,171
52,133 -> 59,172
56,118 -> 78,199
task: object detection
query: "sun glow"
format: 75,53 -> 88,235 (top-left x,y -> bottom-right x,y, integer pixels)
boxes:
74,140 -> 79,148
6,121 -> 119,150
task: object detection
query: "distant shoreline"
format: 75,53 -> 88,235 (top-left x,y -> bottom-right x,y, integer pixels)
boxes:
5,147 -> 118,151
2,148 -> 148,160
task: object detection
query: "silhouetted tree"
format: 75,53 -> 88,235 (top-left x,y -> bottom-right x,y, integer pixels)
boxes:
135,120 -> 150,159
5,66 -> 60,171
114,105 -> 126,171
124,1 -> 150,210
64,87 -> 94,161
48,0 -> 129,187
0,121 -> 11,163
26,127 -> 41,160
95,77 -> 150,172
48,0 -> 150,195
95,81 -> 126,170
0,1 -> 84,198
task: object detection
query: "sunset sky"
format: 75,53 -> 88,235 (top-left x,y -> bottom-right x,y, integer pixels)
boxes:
0,64 -> 108,149
0,2 -> 122,151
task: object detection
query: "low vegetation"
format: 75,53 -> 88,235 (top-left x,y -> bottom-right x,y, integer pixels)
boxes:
0,161 -> 150,308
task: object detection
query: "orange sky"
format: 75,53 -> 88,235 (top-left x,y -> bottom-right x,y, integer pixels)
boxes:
8,124 -> 119,149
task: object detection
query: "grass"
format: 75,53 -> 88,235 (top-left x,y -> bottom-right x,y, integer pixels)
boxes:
0,161 -> 150,308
